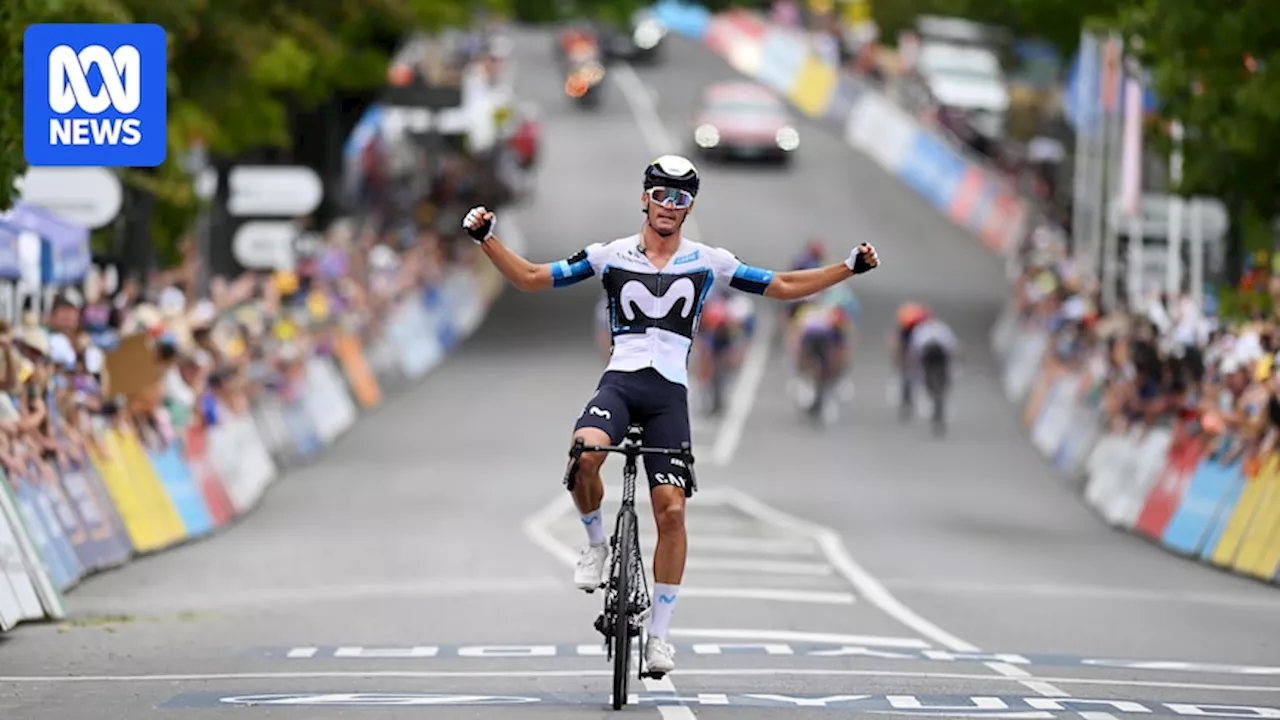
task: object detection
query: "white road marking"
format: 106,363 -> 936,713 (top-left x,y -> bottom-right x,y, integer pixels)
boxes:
71,577 -> 564,610
680,587 -> 854,604
882,578 -> 1280,609
720,489 -> 973,650
669,628 -> 930,649
4,668 -> 1278,694
611,62 -> 677,154
708,308 -> 775,466
643,674 -> 696,720
683,557 -> 835,576
611,60 -> 770,469
523,493 -> 580,567
718,489 -> 1112,717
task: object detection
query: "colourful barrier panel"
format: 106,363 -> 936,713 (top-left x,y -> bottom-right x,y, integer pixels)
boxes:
183,424 -> 235,528
207,410 -> 277,515
1234,475 -> 1280,579
116,429 -> 187,551
34,461 -> 95,585
90,433 -> 158,552
304,358 -> 358,445
333,330 -> 382,410
1134,433 -> 1205,541
1209,456 -> 1274,567
1197,457 -> 1253,562
0,479 -> 63,619
1162,457 -> 1245,556
755,28 -> 807,94
652,0 -> 711,39
788,56 -> 837,118
57,460 -> 132,569
0,492 -> 45,628
14,472 -> 80,590
147,440 -> 215,539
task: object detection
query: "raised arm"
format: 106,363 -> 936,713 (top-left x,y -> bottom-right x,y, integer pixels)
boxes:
463,206 -> 598,293
477,231 -> 554,292
717,244 -> 879,301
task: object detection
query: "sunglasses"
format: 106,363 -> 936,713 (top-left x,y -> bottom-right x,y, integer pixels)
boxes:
646,186 -> 694,210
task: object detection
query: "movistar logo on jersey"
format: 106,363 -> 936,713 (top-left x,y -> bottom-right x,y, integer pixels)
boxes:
603,268 -> 710,339
620,277 -> 695,321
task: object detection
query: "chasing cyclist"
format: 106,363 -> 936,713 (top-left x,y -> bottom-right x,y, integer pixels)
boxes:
788,284 -> 859,420
892,302 -> 960,435
461,155 -> 880,676
692,287 -> 753,416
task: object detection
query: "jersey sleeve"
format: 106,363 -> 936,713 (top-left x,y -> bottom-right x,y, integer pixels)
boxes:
550,242 -> 607,288
706,246 -> 775,295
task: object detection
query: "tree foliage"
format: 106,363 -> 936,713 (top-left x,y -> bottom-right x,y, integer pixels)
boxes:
0,0 -> 505,230
1122,0 -> 1280,243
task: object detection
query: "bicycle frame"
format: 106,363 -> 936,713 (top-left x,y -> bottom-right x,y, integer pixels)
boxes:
563,425 -> 698,701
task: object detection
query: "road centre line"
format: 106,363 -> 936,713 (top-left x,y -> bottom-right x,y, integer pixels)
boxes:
708,308 -> 775,467
7,668 -> 1279,694
716,489 -> 1112,717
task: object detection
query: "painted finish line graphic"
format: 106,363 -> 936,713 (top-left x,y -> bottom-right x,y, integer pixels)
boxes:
250,644 -> 1280,677
165,692 -> 1280,716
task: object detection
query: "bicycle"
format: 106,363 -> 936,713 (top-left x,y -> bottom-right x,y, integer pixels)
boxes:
563,423 -> 698,710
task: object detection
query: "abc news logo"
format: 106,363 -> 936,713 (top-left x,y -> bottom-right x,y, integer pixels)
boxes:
24,24 -> 166,167
47,44 -> 143,147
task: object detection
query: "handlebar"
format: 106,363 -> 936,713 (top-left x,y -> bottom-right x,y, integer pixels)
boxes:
563,430 -> 698,497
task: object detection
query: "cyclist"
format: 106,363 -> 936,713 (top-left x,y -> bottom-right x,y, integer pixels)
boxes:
692,289 -> 746,415
461,154 -> 881,676
786,239 -> 828,321
789,287 -> 856,418
791,238 -> 827,271
893,303 -> 960,434
594,293 -> 612,358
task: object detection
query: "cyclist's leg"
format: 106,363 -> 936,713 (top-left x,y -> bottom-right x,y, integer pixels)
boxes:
569,374 -> 631,590
635,371 -> 692,661
571,376 -> 632,516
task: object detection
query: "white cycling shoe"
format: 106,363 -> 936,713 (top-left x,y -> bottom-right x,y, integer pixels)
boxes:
574,543 -> 609,592
645,636 -> 676,676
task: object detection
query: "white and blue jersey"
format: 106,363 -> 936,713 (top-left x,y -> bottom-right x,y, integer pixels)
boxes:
552,233 -> 773,386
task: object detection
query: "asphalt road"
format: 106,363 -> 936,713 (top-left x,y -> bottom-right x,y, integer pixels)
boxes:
2,29 -> 1278,720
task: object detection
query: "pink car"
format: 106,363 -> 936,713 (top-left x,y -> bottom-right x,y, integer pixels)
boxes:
690,81 -> 800,164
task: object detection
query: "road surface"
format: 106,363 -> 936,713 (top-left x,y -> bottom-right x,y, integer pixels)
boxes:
1,29 -> 1277,720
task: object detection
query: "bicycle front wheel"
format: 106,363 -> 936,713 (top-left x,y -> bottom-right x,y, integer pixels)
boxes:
611,510 -> 635,710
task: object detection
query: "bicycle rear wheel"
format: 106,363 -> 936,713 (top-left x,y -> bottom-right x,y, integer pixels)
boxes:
611,509 -> 636,710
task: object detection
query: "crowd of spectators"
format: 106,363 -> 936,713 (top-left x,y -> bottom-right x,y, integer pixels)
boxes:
0,206 -> 477,493
1005,217 -> 1280,463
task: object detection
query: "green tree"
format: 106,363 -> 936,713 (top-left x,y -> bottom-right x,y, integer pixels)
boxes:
1122,0 -> 1280,256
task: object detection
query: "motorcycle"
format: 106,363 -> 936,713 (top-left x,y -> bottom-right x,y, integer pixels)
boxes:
564,59 -> 606,109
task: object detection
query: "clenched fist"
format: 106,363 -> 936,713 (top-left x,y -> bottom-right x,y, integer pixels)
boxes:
462,206 -> 496,243
845,243 -> 880,275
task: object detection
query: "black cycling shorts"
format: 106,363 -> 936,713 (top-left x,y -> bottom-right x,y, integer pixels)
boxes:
574,368 -> 693,494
